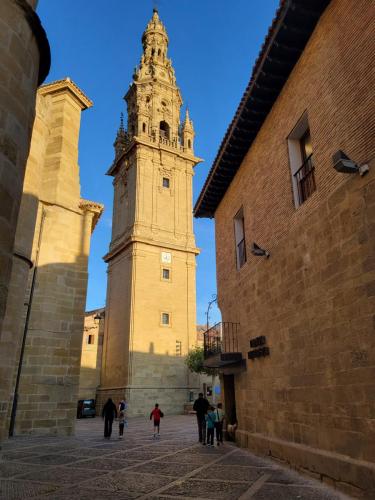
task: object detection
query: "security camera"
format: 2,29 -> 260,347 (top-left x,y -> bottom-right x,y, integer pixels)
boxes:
332,150 -> 369,176
251,242 -> 270,258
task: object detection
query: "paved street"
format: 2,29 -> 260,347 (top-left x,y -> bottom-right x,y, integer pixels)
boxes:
0,415 -> 350,499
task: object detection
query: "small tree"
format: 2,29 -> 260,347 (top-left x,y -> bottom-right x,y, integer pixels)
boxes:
185,346 -> 218,401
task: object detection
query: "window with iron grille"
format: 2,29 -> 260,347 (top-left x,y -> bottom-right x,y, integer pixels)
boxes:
287,113 -> 316,207
234,208 -> 246,269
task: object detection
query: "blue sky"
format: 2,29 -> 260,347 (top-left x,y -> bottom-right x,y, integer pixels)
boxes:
37,0 -> 279,326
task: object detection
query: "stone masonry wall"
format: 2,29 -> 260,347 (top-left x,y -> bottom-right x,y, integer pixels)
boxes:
214,0 -> 374,495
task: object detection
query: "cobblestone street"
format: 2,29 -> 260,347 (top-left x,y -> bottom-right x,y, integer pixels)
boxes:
0,415 -> 351,499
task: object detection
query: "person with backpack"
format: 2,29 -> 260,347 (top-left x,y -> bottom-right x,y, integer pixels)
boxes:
205,406 -> 217,446
102,398 -> 117,439
193,392 -> 209,445
150,403 -> 163,439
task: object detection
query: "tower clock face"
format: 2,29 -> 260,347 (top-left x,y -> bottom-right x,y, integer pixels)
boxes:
161,251 -> 171,264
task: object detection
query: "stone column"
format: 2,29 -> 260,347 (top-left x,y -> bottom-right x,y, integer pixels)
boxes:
0,0 -> 50,443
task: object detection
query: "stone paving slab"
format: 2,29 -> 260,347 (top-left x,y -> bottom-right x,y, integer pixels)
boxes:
161,478 -> 250,499
89,470 -> 175,496
192,464 -> 273,482
0,479 -> 59,499
0,415 -> 351,499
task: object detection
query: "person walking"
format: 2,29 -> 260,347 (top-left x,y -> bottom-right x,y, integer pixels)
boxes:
215,402 -> 225,445
118,410 -> 125,439
205,406 -> 217,446
102,398 -> 117,439
150,403 -> 163,439
193,392 -> 209,445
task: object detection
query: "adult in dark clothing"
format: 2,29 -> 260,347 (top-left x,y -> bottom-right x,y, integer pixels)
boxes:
193,393 -> 209,444
102,398 -> 117,439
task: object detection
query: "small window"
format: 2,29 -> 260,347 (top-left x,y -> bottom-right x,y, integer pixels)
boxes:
87,334 -> 94,345
142,123 -> 146,133
188,139 -> 191,149
159,121 -> 170,140
288,113 -> 316,207
158,49 -> 161,56
162,268 -> 170,280
162,177 -> 170,188
176,340 -> 182,356
234,208 -> 246,269
161,312 -> 170,325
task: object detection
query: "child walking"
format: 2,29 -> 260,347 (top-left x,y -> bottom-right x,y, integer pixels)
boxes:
150,403 -> 163,439
205,406 -> 217,446
118,410 -> 125,439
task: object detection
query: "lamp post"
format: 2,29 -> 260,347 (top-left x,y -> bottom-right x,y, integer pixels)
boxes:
205,294 -> 217,331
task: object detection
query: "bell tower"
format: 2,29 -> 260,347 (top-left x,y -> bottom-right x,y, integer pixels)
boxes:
99,9 -> 202,415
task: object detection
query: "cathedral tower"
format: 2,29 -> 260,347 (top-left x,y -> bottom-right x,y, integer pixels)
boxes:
99,9 -> 202,415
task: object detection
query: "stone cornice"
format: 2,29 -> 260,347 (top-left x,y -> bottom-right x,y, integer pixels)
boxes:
104,235 -> 199,263
106,136 -> 203,176
79,198 -> 104,231
39,78 -> 93,110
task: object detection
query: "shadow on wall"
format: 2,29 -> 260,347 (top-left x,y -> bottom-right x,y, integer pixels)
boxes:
96,346 -> 206,418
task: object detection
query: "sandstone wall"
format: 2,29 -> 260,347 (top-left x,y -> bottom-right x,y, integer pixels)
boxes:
0,0 -> 49,442
1,80 -> 102,436
215,0 -> 375,495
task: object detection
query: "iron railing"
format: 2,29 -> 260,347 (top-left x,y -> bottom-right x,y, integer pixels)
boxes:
203,322 -> 240,359
294,154 -> 316,205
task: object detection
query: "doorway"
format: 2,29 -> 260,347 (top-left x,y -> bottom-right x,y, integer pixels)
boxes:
223,374 -> 236,425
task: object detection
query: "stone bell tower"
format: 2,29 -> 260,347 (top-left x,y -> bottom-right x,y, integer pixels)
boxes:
98,9 -> 202,415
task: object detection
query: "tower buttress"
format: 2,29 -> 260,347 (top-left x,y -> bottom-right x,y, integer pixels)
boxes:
181,108 -> 195,153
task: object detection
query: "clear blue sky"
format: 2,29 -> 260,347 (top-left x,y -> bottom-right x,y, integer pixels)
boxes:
37,0 -> 278,326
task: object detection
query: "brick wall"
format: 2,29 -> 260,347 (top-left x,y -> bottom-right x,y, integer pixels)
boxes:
214,0 -> 375,495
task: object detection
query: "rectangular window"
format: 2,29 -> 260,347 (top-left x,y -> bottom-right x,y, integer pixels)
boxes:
288,113 -> 316,207
162,268 -> 170,280
161,312 -> 170,325
234,208 -> 246,269
87,334 -> 94,345
162,177 -> 170,188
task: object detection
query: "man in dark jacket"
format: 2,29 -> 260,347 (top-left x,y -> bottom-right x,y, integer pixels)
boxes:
193,393 -> 209,444
102,398 -> 117,439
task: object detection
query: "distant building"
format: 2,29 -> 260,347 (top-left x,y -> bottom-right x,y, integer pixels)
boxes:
78,308 -> 105,401
195,0 -> 374,496
98,10 -> 202,416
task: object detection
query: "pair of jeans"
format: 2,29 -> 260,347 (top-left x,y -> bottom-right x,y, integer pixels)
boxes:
119,423 -> 124,436
207,427 -> 214,445
104,417 -> 113,438
215,422 -> 223,443
196,415 -> 206,443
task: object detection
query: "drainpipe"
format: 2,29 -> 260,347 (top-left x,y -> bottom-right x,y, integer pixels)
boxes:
9,209 -> 46,437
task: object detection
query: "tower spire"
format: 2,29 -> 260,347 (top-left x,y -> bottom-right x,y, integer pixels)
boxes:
113,111 -> 128,160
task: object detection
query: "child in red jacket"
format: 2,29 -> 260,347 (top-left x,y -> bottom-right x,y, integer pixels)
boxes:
150,403 -> 163,439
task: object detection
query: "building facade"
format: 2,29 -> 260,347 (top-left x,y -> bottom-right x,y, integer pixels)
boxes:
78,308 -> 105,401
195,0 -> 374,496
1,79 -> 103,436
98,9 -> 201,416
0,0 -> 50,443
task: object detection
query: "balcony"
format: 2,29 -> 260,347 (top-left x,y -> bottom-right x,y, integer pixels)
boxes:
294,154 -> 316,205
203,322 -> 245,371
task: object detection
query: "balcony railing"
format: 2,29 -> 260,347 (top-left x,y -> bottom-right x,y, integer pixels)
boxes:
294,154 -> 316,205
203,322 -> 240,359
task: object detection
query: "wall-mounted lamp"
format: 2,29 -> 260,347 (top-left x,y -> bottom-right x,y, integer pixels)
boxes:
332,150 -> 369,176
251,242 -> 270,258
94,313 -> 102,325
